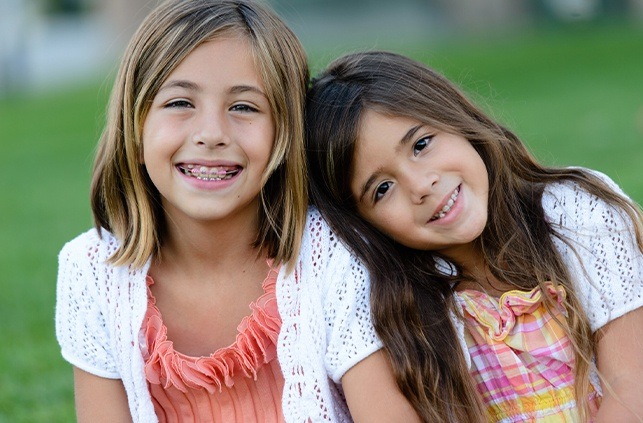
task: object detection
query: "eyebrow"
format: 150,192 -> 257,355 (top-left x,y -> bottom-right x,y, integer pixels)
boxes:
398,124 -> 423,150
229,84 -> 267,98
357,124 -> 423,203
158,80 -> 200,93
158,80 -> 267,98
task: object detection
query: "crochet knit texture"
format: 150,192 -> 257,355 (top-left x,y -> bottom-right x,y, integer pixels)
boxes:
56,209 -> 382,422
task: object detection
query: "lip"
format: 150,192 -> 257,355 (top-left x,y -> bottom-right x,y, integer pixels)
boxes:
427,184 -> 462,224
177,159 -> 241,167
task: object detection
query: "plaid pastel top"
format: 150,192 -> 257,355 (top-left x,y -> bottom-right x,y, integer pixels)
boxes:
455,283 -> 601,422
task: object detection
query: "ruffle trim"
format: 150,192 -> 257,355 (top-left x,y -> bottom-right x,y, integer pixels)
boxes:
142,265 -> 282,394
455,282 -> 567,342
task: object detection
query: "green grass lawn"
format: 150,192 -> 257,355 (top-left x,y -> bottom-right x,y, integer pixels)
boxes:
0,83 -> 108,421
0,21 -> 641,422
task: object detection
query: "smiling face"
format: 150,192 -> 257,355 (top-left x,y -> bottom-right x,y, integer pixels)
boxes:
142,35 -> 274,228
350,110 -> 489,263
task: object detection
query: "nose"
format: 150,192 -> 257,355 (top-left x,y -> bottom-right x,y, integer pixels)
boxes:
406,169 -> 438,205
191,110 -> 229,148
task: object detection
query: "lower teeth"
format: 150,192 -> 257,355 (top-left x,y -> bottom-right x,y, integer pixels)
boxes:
195,174 -> 232,181
431,188 -> 459,220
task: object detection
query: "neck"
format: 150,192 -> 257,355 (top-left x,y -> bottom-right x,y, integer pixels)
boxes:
441,241 -> 484,274
155,210 -> 264,282
446,243 -> 515,295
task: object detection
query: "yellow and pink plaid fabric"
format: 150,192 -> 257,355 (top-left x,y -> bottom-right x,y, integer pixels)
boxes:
455,283 -> 601,422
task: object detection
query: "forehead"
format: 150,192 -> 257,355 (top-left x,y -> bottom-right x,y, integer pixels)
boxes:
355,110 -> 418,159
168,36 -> 260,80
351,111 -> 418,190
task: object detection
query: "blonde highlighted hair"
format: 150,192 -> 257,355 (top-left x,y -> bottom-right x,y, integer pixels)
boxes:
91,0 -> 309,270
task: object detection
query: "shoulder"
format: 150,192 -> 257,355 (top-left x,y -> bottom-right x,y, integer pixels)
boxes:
304,207 -> 334,240
57,227 -> 123,306
542,168 -> 632,233
56,229 -> 127,378
279,208 -> 381,386
300,206 -> 356,264
57,228 -> 142,306
542,169 -> 643,330
298,207 -> 372,290
56,228 -> 150,379
59,227 -> 120,265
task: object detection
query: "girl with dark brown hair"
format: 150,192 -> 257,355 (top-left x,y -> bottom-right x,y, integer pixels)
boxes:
306,50 -> 643,422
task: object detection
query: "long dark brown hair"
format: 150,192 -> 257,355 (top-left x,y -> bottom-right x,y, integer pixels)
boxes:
305,51 -> 643,422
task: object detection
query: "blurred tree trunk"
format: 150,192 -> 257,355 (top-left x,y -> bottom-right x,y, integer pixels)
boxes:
0,0 -> 30,95
97,0 -> 158,49
432,0 -> 532,30
630,0 -> 643,18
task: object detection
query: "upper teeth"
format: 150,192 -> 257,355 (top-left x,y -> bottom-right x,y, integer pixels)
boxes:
181,164 -> 238,181
431,187 -> 460,221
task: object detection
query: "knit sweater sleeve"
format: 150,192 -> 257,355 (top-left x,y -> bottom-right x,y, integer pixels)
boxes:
278,208 -> 383,422
313,214 -> 384,383
55,229 -> 120,378
543,170 -> 643,331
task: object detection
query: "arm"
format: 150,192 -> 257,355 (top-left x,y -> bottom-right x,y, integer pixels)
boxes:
543,175 -> 643,421
297,209 -> 419,420
56,232 -> 142,420
342,350 -> 421,423
594,307 -> 643,423
74,367 -> 133,423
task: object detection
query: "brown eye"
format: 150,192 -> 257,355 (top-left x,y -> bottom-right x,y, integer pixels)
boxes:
374,181 -> 392,202
230,104 -> 258,112
413,136 -> 432,156
165,100 -> 192,108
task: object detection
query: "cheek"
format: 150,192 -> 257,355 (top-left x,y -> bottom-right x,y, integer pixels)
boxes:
366,210 -> 402,238
141,122 -> 177,164
378,212 -> 398,229
140,117 -> 158,166
253,139 -> 274,170
471,213 -> 487,236
140,136 -> 155,167
140,116 -> 153,164
246,122 -> 275,160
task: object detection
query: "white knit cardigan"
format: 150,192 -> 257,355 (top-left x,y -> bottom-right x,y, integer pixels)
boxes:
539,171 -> 642,332
57,173 -> 643,421
56,208 -> 382,422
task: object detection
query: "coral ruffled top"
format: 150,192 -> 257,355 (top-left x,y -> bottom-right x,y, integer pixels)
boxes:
140,266 -> 285,422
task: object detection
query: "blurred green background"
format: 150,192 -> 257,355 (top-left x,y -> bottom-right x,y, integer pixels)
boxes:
1,0 -> 642,421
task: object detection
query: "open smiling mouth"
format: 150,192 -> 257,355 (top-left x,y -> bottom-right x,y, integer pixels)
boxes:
178,164 -> 241,181
429,185 -> 460,221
